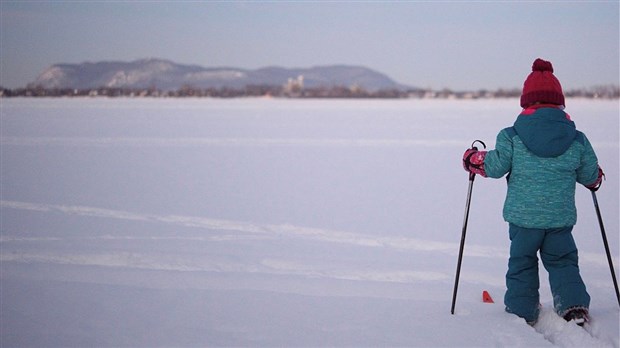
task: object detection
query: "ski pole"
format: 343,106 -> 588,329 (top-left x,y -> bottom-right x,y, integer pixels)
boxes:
591,190 -> 620,307
451,140 -> 485,315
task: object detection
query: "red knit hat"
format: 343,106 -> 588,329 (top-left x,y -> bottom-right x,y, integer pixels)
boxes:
520,58 -> 565,108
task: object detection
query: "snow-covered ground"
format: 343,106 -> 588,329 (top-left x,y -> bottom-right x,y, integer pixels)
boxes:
1,98 -> 618,347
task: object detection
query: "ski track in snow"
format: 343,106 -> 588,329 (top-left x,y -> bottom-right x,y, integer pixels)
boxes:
1,199 -> 502,255
1,199 -> 616,297
1,199 -> 610,266
1,200 -> 498,284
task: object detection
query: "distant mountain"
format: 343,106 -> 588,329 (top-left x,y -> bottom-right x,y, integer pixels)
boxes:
30,59 -> 409,91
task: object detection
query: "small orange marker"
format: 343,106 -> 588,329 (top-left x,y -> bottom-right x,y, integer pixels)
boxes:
482,290 -> 494,303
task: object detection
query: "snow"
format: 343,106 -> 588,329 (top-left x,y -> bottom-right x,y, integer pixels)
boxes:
1,97 -> 618,347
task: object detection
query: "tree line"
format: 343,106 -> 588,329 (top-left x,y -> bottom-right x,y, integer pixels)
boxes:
1,84 -> 618,99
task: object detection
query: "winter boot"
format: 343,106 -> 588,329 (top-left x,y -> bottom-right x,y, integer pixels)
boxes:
562,307 -> 589,326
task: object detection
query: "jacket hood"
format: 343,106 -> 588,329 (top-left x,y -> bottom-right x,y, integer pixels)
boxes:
513,107 -> 577,157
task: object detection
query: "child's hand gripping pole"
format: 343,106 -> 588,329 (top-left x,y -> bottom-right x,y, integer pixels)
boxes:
462,140 -> 488,179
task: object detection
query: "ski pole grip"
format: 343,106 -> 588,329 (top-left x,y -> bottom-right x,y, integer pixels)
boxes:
471,139 -> 486,150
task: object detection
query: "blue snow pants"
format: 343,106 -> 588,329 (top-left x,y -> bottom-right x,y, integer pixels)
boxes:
504,223 -> 590,323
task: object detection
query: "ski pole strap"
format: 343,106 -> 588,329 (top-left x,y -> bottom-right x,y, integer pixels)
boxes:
471,139 -> 486,150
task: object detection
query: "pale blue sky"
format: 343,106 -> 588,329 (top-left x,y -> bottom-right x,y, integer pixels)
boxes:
1,1 -> 618,90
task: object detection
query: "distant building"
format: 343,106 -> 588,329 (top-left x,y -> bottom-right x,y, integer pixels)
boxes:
284,75 -> 304,96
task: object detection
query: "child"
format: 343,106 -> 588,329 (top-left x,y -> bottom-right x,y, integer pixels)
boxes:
462,58 -> 604,326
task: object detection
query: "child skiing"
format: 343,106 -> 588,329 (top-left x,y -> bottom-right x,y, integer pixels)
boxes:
462,58 -> 604,326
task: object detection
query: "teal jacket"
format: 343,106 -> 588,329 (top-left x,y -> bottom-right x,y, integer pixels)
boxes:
484,107 -> 600,228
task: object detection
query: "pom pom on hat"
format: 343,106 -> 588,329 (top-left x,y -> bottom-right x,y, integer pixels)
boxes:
520,58 -> 565,108
532,58 -> 553,73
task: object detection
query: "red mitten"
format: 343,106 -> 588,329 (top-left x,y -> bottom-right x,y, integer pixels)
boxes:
462,148 -> 487,177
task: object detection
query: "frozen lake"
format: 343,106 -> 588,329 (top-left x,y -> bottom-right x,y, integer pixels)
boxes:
1,98 -> 618,347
